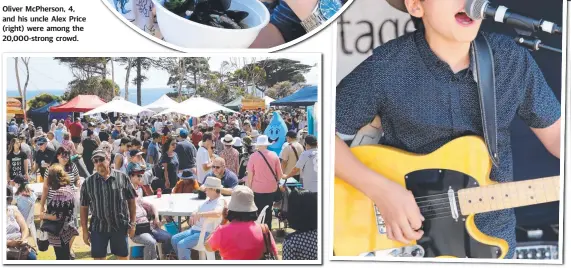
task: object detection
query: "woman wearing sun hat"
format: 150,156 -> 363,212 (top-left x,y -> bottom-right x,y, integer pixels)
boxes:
170,176 -> 226,260
246,135 -> 283,229
205,185 -> 278,260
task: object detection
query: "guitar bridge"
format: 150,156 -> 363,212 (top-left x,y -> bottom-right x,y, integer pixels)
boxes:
373,204 -> 386,234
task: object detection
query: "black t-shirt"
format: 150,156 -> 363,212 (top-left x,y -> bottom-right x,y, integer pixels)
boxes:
174,140 -> 197,170
82,139 -> 99,161
99,131 -> 110,143
7,151 -> 27,178
35,147 -> 56,177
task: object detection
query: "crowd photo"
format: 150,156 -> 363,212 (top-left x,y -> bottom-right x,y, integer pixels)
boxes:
6,56 -> 320,261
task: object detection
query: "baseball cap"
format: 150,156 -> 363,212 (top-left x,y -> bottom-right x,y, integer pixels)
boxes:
179,128 -> 189,137
129,149 -> 144,157
91,149 -> 107,160
214,122 -> 223,128
36,137 -> 48,145
127,162 -> 145,176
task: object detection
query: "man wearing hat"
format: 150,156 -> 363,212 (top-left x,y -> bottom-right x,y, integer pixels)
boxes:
280,130 -> 304,182
172,169 -> 200,194
31,137 -> 56,182
80,149 -> 137,260
68,117 -> 83,146
170,176 -> 225,260
335,0 -> 561,258
219,134 -> 240,175
174,128 -> 198,175
203,157 -> 239,196
111,121 -> 123,140
127,149 -> 147,172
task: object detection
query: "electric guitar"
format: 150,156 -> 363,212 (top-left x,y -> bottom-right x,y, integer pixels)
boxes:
334,136 -> 560,258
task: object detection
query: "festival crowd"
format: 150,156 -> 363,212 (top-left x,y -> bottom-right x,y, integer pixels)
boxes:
6,107 -> 318,260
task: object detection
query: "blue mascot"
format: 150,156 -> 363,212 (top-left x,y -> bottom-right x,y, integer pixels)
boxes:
264,111 -> 287,155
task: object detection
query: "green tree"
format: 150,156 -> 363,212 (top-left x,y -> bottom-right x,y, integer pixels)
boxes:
248,58 -> 313,87
27,94 -> 62,110
63,77 -> 119,102
265,81 -> 298,99
54,57 -> 110,79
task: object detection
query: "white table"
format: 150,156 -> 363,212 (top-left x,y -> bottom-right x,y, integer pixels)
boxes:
142,193 -> 231,232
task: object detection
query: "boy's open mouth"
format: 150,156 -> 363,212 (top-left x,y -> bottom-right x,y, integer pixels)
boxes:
455,11 -> 474,26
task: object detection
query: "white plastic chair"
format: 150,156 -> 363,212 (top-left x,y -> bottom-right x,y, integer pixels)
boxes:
256,205 -> 269,224
192,218 -> 222,260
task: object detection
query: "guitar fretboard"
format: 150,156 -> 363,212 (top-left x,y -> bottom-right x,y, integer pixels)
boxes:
457,176 -> 560,215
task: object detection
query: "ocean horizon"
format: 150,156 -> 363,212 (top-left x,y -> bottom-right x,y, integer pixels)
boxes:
7,88 -> 179,106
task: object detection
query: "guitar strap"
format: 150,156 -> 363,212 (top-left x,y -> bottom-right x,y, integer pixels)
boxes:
471,33 -> 500,167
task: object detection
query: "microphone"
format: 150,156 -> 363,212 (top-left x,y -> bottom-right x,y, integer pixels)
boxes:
465,0 -> 562,35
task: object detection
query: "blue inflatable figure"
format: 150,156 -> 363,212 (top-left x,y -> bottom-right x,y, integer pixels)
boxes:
264,111 -> 287,155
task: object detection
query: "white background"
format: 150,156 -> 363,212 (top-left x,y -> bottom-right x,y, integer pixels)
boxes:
1,0 -> 570,267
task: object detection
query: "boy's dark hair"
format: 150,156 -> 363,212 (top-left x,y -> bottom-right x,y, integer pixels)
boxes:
202,132 -> 213,142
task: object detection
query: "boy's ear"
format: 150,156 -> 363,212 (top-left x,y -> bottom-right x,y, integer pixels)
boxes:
405,0 -> 424,18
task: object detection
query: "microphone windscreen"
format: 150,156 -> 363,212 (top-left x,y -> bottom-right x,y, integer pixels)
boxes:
465,0 -> 486,20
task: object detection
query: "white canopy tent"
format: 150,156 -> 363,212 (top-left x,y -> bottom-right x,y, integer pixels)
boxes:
84,96 -> 154,116
143,94 -> 179,113
263,96 -> 275,108
155,96 -> 236,117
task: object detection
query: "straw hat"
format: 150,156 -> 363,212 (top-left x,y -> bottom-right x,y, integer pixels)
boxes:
253,135 -> 272,146
221,134 -> 235,145
202,176 -> 222,189
228,186 -> 257,212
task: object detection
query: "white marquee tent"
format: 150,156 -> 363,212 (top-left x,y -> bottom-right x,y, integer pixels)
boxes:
263,96 -> 275,107
143,94 -> 179,113
155,96 -> 236,117
84,96 -> 154,116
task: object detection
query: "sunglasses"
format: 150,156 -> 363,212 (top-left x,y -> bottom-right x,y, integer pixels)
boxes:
92,157 -> 105,164
59,154 -> 70,159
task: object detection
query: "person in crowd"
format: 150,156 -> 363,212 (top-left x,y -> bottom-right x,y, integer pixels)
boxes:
47,132 -> 61,152
54,123 -> 66,144
111,121 -> 123,141
82,129 -> 100,175
81,122 -> 96,140
80,149 -> 137,260
68,117 -> 83,146
7,138 -> 30,183
219,134 -> 240,175
172,170 -> 200,194
50,119 -> 58,132
191,124 -> 204,148
171,177 -> 225,260
6,187 -> 37,260
142,130 -> 152,158
128,163 -> 172,260
40,164 -> 79,260
8,120 -> 19,136
283,135 -> 318,192
174,129 -> 197,175
203,157 -> 239,196
147,132 -> 161,166
196,132 -> 214,184
61,133 -> 76,156
12,175 -> 37,222
282,189 -> 317,260
18,135 -> 33,169
238,136 -> 254,180
160,137 -> 179,193
240,120 -> 253,139
205,185 -> 278,260
114,137 -> 132,174
213,123 -> 224,154
32,137 -> 56,183
40,147 -> 81,258
280,130 -> 304,182
247,135 -> 283,229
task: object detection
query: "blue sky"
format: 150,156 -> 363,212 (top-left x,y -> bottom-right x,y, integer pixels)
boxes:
6,56 -> 319,91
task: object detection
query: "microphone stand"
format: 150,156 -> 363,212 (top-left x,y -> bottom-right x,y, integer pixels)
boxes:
514,35 -> 562,54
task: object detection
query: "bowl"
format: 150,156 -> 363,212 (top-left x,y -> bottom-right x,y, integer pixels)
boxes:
152,0 -> 270,48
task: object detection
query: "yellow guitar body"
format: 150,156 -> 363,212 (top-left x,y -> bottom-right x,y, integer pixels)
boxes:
333,136 -> 509,258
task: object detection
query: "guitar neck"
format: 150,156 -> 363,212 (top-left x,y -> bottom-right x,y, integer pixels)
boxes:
457,176 -> 560,216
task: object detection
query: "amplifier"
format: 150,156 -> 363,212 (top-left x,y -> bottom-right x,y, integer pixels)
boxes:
515,242 -> 558,260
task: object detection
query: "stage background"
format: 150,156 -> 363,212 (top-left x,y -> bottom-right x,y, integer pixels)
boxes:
336,0 -> 563,229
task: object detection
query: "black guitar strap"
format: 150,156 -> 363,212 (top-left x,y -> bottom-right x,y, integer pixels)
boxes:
471,33 -> 500,167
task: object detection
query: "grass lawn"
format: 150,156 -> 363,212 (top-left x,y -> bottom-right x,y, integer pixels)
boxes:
28,203 -> 290,260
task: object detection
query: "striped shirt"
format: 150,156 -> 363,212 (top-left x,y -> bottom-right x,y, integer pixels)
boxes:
80,169 -> 137,232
